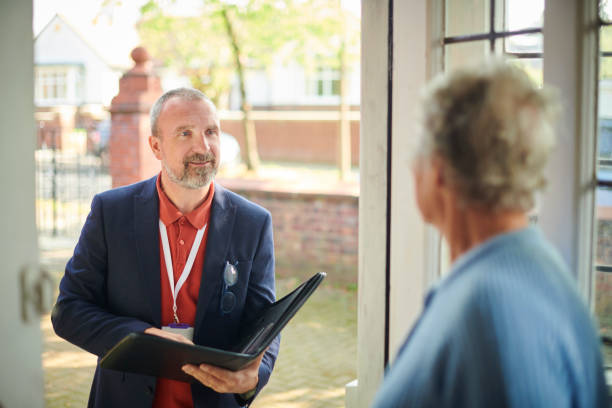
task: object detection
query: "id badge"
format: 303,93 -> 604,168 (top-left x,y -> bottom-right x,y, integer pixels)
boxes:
162,323 -> 194,342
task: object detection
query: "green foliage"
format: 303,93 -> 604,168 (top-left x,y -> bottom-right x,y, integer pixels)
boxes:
138,0 -> 233,104
137,0 -> 360,106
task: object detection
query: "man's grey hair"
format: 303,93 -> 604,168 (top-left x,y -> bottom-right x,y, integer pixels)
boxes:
150,87 -> 214,138
418,61 -> 559,212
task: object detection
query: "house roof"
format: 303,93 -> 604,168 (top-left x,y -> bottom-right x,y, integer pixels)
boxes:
34,14 -> 134,70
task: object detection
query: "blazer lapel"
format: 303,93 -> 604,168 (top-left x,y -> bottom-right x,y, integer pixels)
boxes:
134,176 -> 162,327
194,183 -> 237,339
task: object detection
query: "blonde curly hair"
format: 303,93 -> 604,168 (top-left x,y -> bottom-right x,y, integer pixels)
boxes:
418,62 -> 559,212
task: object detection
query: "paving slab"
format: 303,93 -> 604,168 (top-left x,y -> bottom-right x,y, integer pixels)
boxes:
41,238 -> 357,408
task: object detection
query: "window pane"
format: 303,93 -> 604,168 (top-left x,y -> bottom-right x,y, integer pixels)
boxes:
331,79 -> 341,96
505,57 -> 542,86
504,33 -> 542,54
600,55 -> 612,82
599,58 -> 612,171
601,0 -> 612,23
601,26 -> 612,55
505,0 -> 544,31
445,41 -> 489,71
596,188 -> 612,266
596,270 -> 612,364
444,0 -> 490,37
595,187 -> 612,365
598,116 -> 612,164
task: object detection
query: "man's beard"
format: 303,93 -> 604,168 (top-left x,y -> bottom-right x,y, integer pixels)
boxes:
163,152 -> 218,189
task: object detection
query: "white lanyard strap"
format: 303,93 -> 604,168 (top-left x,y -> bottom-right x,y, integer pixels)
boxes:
159,219 -> 206,323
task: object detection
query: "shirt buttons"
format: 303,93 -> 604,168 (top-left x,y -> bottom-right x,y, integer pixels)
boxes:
179,239 -> 185,245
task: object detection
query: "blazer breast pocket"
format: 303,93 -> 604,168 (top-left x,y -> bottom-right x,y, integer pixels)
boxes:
218,259 -> 252,317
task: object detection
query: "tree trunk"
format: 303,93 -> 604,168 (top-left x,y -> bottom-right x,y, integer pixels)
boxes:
221,6 -> 260,171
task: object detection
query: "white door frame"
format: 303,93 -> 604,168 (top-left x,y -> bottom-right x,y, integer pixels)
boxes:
0,1 -> 46,407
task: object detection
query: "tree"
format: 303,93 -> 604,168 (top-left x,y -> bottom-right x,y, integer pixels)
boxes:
283,0 -> 360,180
138,0 -> 360,174
138,1 -> 233,108
139,0 -> 296,171
219,4 -> 259,170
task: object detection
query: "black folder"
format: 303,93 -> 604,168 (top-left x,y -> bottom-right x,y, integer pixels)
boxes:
99,272 -> 326,382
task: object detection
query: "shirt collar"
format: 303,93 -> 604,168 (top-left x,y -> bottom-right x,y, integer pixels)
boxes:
156,173 -> 215,229
435,225 -> 539,292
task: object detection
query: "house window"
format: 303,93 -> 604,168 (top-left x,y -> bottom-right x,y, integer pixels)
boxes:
307,69 -> 341,98
37,69 -> 67,100
596,0 -> 612,366
35,65 -> 82,105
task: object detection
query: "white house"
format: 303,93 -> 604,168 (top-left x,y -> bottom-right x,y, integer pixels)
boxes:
34,14 -> 127,114
34,14 -> 134,153
230,62 -> 361,110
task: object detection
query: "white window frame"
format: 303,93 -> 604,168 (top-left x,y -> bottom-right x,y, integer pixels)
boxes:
539,0 -> 598,305
35,65 -> 83,106
304,68 -> 342,104
347,1 -> 442,407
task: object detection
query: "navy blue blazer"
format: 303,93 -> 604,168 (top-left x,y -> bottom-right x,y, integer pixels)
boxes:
51,176 -> 279,408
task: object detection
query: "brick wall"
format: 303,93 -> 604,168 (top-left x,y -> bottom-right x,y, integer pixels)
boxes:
36,115 -> 63,150
221,182 -> 359,286
222,119 -> 360,165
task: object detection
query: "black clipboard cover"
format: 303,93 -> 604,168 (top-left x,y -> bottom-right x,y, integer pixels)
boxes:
99,272 -> 326,382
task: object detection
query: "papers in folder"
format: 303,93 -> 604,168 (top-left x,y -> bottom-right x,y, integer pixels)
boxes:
99,272 -> 326,382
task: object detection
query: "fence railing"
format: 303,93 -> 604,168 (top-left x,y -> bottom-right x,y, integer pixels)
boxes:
35,149 -> 111,237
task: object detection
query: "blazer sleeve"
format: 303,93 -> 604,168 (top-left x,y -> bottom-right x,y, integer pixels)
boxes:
236,211 -> 280,405
51,194 -> 152,357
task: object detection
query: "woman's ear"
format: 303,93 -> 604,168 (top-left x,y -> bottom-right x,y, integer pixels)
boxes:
431,154 -> 446,188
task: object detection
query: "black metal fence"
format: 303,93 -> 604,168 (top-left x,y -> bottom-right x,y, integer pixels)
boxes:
35,149 -> 111,237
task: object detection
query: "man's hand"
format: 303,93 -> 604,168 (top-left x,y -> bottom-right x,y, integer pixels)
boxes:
181,351 -> 265,394
144,327 -> 194,345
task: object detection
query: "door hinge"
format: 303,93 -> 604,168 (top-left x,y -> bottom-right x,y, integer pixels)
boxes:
20,265 -> 55,323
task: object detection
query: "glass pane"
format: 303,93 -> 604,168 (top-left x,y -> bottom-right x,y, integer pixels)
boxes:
601,26 -> 612,54
504,33 -> 543,54
317,80 -> 324,96
601,56 -> 612,82
595,187 -> 612,366
596,270 -> 612,365
505,57 -> 542,87
505,0 -> 544,31
445,0 -> 490,37
601,0 -> 612,23
599,57 -> 612,170
597,116 -> 612,164
445,41 -> 489,71
331,79 -> 341,96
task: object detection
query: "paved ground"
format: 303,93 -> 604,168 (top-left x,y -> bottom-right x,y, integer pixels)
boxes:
40,235 -> 357,408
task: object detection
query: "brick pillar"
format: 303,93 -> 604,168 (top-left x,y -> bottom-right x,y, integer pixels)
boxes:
109,46 -> 163,187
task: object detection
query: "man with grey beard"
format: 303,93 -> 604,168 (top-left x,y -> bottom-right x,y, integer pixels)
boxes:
52,88 -> 279,408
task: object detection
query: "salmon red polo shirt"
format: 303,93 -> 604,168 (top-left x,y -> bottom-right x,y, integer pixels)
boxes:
153,174 -> 215,408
